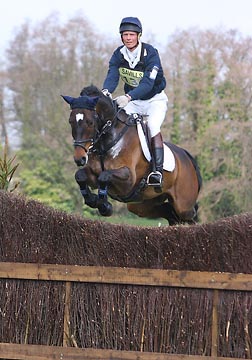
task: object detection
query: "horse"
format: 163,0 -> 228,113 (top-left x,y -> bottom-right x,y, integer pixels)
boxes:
62,85 -> 202,225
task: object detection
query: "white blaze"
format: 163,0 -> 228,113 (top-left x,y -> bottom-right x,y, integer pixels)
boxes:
76,113 -> 84,122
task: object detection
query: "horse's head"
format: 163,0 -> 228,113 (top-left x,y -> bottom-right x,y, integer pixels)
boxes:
62,93 -> 99,166
62,85 -> 116,167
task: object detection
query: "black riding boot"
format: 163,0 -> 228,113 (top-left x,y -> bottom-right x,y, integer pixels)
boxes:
147,133 -> 164,191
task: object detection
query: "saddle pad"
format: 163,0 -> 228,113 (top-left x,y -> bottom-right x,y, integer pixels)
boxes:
137,122 -> 175,172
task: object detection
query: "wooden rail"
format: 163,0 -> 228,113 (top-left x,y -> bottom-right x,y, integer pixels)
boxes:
0,342 -> 247,360
1,261 -> 252,290
0,261 -> 252,360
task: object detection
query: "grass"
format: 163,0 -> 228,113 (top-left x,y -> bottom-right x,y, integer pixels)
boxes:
84,210 -> 167,227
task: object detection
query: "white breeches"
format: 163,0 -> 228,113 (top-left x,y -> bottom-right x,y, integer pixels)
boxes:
124,91 -> 168,137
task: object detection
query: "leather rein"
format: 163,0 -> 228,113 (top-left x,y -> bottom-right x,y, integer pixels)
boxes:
88,107 -> 136,156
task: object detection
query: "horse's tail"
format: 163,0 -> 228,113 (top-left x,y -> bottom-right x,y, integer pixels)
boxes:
184,149 -> 202,193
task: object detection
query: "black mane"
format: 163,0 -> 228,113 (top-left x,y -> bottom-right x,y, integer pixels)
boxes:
80,84 -> 117,121
80,84 -> 102,97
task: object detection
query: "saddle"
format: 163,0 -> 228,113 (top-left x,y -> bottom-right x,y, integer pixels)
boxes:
128,113 -> 175,172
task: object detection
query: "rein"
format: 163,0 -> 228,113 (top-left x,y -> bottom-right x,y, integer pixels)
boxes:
90,108 -> 135,156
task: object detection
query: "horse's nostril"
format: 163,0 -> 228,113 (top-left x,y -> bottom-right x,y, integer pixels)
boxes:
74,157 -> 86,167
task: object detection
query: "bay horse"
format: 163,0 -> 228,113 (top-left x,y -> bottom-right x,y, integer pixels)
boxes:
62,85 -> 202,225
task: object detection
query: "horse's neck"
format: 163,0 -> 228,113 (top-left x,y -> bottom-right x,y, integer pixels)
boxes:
95,110 -> 135,154
96,98 -> 115,120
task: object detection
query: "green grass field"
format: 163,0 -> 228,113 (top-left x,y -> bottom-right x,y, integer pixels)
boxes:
85,211 -> 167,227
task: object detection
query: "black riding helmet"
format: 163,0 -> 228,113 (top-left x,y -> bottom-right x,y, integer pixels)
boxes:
119,17 -> 142,34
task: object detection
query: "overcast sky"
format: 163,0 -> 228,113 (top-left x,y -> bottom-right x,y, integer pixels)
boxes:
1,0 -> 252,53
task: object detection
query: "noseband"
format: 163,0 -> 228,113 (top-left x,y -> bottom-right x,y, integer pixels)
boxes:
73,118 -> 113,154
73,138 -> 93,153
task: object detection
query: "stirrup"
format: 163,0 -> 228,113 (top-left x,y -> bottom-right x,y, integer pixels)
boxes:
147,171 -> 163,186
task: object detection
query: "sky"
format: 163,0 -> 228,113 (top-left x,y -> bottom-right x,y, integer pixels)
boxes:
1,0 -> 252,53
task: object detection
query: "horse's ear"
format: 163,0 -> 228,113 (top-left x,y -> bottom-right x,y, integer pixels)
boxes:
61,94 -> 100,110
61,95 -> 74,105
88,96 -> 100,108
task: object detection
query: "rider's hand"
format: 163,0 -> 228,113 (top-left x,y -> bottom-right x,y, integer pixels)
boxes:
101,89 -> 112,98
115,94 -> 131,108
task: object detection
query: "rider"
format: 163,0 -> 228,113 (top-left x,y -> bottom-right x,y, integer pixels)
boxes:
102,17 -> 168,190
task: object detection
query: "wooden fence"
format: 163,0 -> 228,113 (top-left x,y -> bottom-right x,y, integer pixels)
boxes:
0,261 -> 252,360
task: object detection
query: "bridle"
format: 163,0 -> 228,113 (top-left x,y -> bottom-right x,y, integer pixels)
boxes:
73,138 -> 93,153
89,108 -> 136,156
72,98 -> 134,156
72,111 -> 100,153
72,116 -> 114,155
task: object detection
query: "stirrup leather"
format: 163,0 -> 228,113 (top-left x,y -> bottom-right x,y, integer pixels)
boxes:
147,171 -> 163,186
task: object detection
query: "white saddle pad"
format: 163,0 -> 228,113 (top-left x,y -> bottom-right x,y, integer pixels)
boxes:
137,122 -> 175,172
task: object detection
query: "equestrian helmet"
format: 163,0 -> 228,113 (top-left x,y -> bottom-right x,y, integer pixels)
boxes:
119,17 -> 142,34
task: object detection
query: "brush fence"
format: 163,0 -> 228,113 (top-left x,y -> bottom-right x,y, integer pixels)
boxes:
0,262 -> 251,359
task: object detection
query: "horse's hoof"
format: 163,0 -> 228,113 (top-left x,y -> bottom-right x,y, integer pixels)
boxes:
98,202 -> 113,217
85,194 -> 98,209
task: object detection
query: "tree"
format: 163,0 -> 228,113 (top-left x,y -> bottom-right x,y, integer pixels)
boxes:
163,28 -> 252,221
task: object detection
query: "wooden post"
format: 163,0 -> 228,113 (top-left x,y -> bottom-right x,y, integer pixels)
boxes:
211,289 -> 219,357
63,281 -> 71,347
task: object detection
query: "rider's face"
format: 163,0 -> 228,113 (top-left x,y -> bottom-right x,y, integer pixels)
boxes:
121,32 -> 139,51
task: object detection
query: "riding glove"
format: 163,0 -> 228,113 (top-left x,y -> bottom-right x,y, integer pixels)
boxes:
101,89 -> 112,98
115,94 -> 131,108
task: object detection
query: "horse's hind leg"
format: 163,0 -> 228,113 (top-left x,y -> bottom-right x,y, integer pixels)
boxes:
127,201 -> 180,225
156,202 -> 182,225
183,203 -> 199,224
173,201 -> 199,224
158,202 -> 199,225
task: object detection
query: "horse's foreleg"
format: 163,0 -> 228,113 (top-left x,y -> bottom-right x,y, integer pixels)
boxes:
75,169 -> 98,209
94,171 -> 113,217
96,167 -> 132,217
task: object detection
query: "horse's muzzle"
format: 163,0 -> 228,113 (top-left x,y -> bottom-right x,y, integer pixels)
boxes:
74,156 -> 87,167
